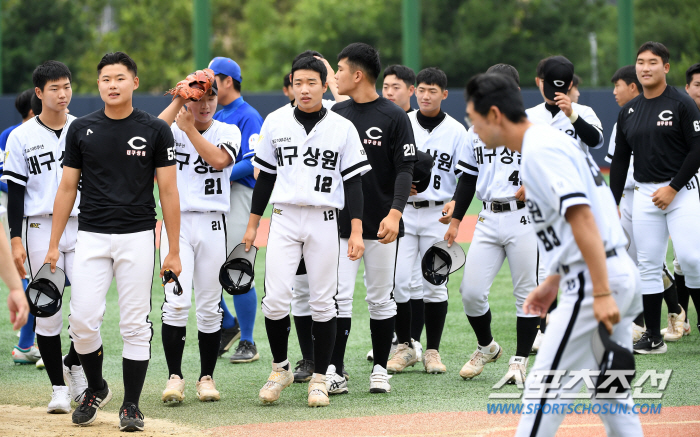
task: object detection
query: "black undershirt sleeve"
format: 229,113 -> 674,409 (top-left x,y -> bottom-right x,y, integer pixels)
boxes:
250,171 -> 276,216
572,116 -> 603,149
451,174 -> 478,221
609,119 -> 633,204
7,181 -> 25,239
391,162 -> 414,213
343,174 -> 363,221
670,137 -> 700,191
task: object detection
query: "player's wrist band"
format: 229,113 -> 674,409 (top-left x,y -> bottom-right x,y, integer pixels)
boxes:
568,111 -> 579,123
593,292 -> 611,298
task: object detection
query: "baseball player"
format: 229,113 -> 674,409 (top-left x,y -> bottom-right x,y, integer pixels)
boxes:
444,64 -> 539,384
209,57 -> 263,364
468,72 -> 643,437
611,42 -> 700,354
157,79 -> 241,402
2,61 -> 88,413
45,52 -> 181,431
567,74 -> 581,103
244,56 -> 369,407
329,42 -> 416,394
388,67 -> 464,375
283,73 -> 293,101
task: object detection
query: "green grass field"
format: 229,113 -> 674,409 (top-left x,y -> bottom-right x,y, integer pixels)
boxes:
0,239 -> 697,429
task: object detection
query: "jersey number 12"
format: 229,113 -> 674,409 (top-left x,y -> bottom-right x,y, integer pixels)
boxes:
314,175 -> 332,193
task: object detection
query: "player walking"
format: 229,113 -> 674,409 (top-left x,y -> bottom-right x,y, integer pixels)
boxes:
157,79 -> 241,403
610,42 -> 700,354
2,61 -> 88,412
388,67 -> 464,375
45,52 -> 181,431
244,56 -> 369,407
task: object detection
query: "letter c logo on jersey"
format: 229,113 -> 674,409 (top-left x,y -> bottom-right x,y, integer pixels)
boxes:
657,110 -> 673,126
127,136 -> 148,150
365,127 -> 383,140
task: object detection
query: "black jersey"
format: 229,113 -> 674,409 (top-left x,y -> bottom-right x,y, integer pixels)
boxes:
611,86 -> 700,200
63,108 -> 175,234
332,97 -> 417,239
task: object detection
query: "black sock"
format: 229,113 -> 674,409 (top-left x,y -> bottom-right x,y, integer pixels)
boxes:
676,274 -> 689,322
633,312 -> 645,326
642,292 -> 664,338
63,341 -> 80,368
370,317 -> 395,369
78,346 -> 105,391
123,358 -> 148,406
265,316 -> 290,368
161,323 -> 186,379
410,299 -> 425,342
395,302 -> 412,346
311,318 -> 337,375
35,334 -> 65,386
516,317 -> 540,357
198,330 -> 221,379
293,315 -> 314,361
424,301 -> 448,351
467,309 -> 493,347
330,318 -> 351,375
663,283 -> 682,314
689,287 -> 700,319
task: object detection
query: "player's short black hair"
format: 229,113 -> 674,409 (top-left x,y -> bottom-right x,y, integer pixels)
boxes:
611,65 -> 641,90
636,41 -> 670,65
416,67 -> 448,90
536,56 -> 556,79
465,73 -> 526,123
686,63 -> 700,86
486,64 -> 520,86
337,42 -> 381,84
291,57 -> 327,85
293,50 -> 324,68
32,61 -> 72,92
383,65 -> 416,87
15,89 -> 35,119
97,52 -> 137,77
30,93 -> 42,116
571,74 -> 581,87
284,73 -> 292,88
216,73 -> 241,92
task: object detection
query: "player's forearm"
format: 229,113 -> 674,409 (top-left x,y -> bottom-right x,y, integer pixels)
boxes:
7,181 -> 25,239
343,175 -> 363,220
669,140 -> 700,191
391,165 -> 414,213
609,151 -> 632,204
250,170 -> 276,216
452,174 -> 477,221
49,188 -> 76,249
571,116 -> 603,149
350,218 -> 362,236
0,227 -> 22,291
183,127 -> 233,171
159,188 -> 181,254
158,97 -> 186,126
566,204 -> 610,294
229,157 -> 254,182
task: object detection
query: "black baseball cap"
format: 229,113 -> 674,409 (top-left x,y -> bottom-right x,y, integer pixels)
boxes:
591,322 -> 636,397
25,263 -> 66,318
542,56 -> 574,101
421,240 -> 466,286
412,150 -> 434,194
219,243 -> 257,295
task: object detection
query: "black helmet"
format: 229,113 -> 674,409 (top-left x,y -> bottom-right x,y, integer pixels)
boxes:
421,240 -> 466,286
219,243 -> 257,295
412,150 -> 435,194
26,263 -> 65,317
591,322 -> 636,397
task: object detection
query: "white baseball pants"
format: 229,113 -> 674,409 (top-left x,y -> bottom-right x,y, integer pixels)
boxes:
160,211 -> 226,333
619,189 -> 636,263
68,229 -> 156,361
516,251 -> 643,437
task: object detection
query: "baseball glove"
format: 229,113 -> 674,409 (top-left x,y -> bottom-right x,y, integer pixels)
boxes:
165,68 -> 215,101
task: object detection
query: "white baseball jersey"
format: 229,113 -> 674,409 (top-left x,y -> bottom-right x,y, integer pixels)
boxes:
252,106 -> 371,209
457,126 -> 523,202
521,124 -> 627,276
1,115 -> 79,217
171,119 -> 241,213
605,123 -> 635,190
526,102 -> 604,152
407,111 -> 466,202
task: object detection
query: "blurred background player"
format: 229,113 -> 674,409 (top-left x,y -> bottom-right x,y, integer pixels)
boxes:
282,73 -> 293,101
567,74 -> 581,103
209,57 -> 263,364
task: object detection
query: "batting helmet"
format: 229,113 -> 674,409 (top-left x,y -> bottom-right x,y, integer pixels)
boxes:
421,240 -> 466,286
25,263 -> 65,318
219,243 -> 257,295
591,322 -> 635,397
412,150 -> 435,194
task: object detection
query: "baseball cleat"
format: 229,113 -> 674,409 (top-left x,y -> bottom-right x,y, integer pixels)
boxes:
387,343 -> 418,373
161,374 -> 185,403
412,339 -> 423,362
632,323 -> 646,343
230,340 -> 260,363
63,356 -> 88,403
307,373 -> 330,407
36,358 -> 45,369
661,308 -> 686,342
12,345 -> 41,364
342,363 -> 349,381
369,364 -> 392,393
530,331 -> 543,355
325,365 -> 348,394
460,340 -> 503,380
422,349 -> 447,374
196,376 -> 220,402
293,359 -> 314,383
72,380 -> 112,426
119,402 -> 144,432
366,348 -> 374,361
47,386 -> 72,414
633,332 -> 667,355
259,365 -> 293,404
498,356 -> 528,386
218,321 -> 241,357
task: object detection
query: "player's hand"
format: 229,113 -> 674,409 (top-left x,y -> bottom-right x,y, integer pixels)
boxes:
651,185 -> 677,210
160,252 -> 182,279
43,246 -> 59,273
11,238 -> 27,278
515,185 -> 526,202
242,226 -> 258,252
377,209 -> 401,244
523,275 -> 560,317
593,294 -> 620,334
439,200 -> 455,224
347,232 -> 365,261
554,92 -> 573,117
7,289 -> 29,331
410,184 -> 418,196
315,56 -> 337,85
175,106 -> 195,132
444,220 -> 460,247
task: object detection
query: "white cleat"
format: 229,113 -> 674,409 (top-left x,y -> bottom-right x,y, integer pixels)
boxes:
369,364 -> 392,393
530,331 -> 543,354
325,365 -> 348,394
47,386 -> 71,414
498,356 -> 528,386
62,356 -> 88,403
460,340 -> 503,380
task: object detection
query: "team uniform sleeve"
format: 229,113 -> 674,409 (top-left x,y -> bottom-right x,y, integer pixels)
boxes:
239,113 -> 263,160
339,124 -> 371,181
216,123 -> 242,163
605,123 -> 617,163
456,128 -> 479,176
574,105 -> 604,149
668,99 -> 700,192
155,121 -> 176,168
391,111 -> 418,167
1,130 -> 28,185
251,120 -> 277,174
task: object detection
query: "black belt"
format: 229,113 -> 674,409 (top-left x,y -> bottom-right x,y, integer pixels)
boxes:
560,248 -> 617,274
412,200 -> 444,209
483,200 -> 526,213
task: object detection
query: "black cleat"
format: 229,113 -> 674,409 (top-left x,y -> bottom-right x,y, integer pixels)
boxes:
633,332 -> 667,354
293,359 -> 314,383
229,340 -> 260,363
72,380 -> 113,426
119,402 -> 145,432
218,320 -> 241,357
